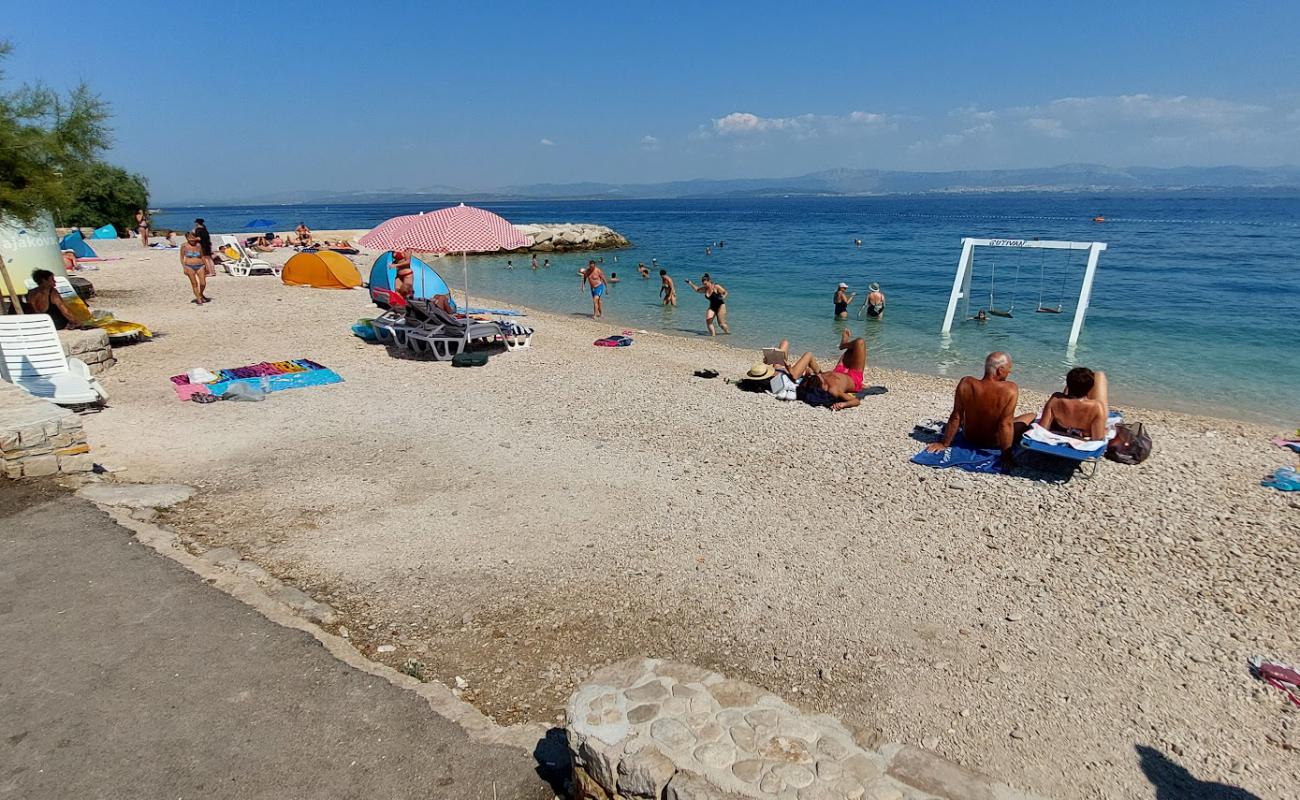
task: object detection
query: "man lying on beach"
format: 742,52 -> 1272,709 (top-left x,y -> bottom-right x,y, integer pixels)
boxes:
1017,367 -> 1109,440
772,329 -> 868,411
925,351 -> 1019,468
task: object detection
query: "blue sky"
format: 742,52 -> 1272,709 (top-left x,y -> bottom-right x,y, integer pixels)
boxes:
7,0 -> 1299,202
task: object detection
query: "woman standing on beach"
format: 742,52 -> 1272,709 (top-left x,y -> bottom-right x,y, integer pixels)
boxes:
181,231 -> 210,305
685,273 -> 729,335
135,209 -> 150,248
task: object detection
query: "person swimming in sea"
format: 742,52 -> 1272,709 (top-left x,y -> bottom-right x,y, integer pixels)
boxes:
833,282 -> 855,318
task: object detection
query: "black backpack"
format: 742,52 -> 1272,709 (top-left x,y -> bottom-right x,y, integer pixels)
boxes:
1107,422 -> 1153,464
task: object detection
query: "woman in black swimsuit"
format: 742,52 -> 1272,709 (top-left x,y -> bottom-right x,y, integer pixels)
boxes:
833,282 -> 855,318
684,273 -> 730,336
25,270 -> 78,329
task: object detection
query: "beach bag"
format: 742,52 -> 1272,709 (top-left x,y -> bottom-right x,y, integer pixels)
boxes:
451,351 -> 489,368
1107,422 -> 1152,464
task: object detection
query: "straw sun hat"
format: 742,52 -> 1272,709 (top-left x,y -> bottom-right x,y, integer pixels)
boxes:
746,363 -> 776,380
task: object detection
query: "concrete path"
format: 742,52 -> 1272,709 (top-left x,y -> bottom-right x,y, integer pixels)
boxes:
0,483 -> 555,800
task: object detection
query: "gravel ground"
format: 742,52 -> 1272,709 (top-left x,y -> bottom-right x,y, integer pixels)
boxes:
75,238 -> 1299,799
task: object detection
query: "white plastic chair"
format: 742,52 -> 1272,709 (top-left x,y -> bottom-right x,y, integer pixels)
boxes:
219,235 -> 281,277
0,315 -> 108,405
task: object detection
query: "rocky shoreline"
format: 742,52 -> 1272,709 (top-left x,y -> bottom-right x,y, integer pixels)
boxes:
515,223 -> 630,252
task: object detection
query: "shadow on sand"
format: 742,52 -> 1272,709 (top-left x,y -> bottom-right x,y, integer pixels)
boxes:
1136,745 -> 1261,800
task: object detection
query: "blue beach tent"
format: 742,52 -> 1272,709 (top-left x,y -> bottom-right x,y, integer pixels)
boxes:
90,224 -> 118,239
368,251 -> 449,307
59,230 -> 96,259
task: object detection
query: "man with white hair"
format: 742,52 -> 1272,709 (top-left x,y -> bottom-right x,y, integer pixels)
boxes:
926,351 -> 1020,469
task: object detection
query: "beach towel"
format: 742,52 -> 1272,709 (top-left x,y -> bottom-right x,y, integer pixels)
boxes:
1269,437 -> 1300,455
594,335 -> 633,347
1262,466 -> 1300,492
1024,423 -> 1110,450
170,359 -> 339,400
910,435 -> 1004,474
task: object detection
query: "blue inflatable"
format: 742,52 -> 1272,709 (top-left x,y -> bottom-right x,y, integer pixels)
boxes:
90,224 -> 118,240
59,230 -> 96,259
368,252 -> 450,307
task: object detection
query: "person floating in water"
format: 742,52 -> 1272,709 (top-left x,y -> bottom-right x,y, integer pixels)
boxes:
608,272 -> 620,284
659,269 -> 676,306
505,259 -> 514,270
854,239 -> 862,247
684,273 -> 729,335
972,309 -> 988,323
543,258 -> 551,269
863,282 -> 885,318
637,262 -> 650,278
705,246 -> 712,256
833,282 -> 856,318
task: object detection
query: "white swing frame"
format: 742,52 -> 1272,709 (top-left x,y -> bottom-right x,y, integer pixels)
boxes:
940,238 -> 1107,346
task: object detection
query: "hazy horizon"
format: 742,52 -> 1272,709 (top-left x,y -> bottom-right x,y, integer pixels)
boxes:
10,1 -> 1299,202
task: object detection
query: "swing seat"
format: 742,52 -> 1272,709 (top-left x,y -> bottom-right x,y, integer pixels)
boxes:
987,309 -> 1013,318
1035,306 -> 1062,314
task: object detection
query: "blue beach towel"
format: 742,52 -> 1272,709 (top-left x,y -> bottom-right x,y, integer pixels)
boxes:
209,368 -> 344,397
1262,466 -> 1300,492
910,435 -> 1004,474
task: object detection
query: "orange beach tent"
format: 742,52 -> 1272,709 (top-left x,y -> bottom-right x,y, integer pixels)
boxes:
281,251 -> 362,289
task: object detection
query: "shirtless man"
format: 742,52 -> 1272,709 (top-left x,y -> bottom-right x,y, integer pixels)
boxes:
659,269 -> 676,306
926,351 -> 1020,468
780,329 -> 868,411
580,259 -> 608,317
1018,368 -> 1109,440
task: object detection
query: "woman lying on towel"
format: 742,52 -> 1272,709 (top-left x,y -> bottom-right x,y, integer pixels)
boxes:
1016,367 -> 1109,441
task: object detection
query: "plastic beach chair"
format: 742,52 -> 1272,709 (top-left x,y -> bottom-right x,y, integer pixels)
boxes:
0,314 -> 108,406
404,301 -> 507,361
1017,411 -> 1122,478
219,235 -> 281,277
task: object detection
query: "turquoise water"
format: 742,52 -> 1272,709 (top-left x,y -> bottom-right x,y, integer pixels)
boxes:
155,196 -> 1300,424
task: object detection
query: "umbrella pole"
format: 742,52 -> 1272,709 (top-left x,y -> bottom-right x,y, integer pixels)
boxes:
462,251 -> 469,313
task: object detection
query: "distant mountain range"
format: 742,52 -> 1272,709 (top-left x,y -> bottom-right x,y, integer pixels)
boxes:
175,164 -> 1300,206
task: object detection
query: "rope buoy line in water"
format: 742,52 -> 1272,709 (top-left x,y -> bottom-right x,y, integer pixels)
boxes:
856,211 -> 1300,228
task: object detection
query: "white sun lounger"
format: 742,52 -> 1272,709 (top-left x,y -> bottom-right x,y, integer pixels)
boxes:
219,235 -> 281,277
0,314 -> 108,406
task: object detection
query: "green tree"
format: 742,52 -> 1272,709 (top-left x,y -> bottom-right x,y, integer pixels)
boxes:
0,40 -> 111,225
60,161 -> 149,233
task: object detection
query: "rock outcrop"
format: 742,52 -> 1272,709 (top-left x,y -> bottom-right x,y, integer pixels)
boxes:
516,223 -> 630,252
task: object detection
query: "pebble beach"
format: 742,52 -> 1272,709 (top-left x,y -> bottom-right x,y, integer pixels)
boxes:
70,237 -> 1299,799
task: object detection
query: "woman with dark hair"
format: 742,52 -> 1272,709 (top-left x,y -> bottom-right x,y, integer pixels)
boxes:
181,231 -> 210,305
135,209 -> 151,248
25,270 -> 79,329
684,273 -> 730,335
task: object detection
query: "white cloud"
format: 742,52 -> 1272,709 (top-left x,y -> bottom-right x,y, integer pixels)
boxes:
639,135 -> 660,151
706,110 -> 895,139
539,138 -> 555,146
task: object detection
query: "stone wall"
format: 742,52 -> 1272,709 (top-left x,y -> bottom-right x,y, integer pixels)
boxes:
516,223 -> 631,253
0,380 -> 92,478
566,659 -> 1040,800
59,328 -> 116,375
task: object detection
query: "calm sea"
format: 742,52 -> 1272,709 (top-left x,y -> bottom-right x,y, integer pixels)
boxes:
155,195 -> 1300,425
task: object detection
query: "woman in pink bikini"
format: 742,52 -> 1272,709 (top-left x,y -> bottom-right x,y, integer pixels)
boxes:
772,329 -> 868,411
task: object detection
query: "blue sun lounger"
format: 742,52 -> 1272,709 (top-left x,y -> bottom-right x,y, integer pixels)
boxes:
1018,411 -> 1122,477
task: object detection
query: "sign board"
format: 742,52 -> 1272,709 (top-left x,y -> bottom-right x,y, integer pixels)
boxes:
0,213 -> 66,297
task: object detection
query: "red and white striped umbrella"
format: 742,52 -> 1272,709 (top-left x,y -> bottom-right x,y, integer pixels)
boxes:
359,203 -> 529,254
359,203 -> 529,319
